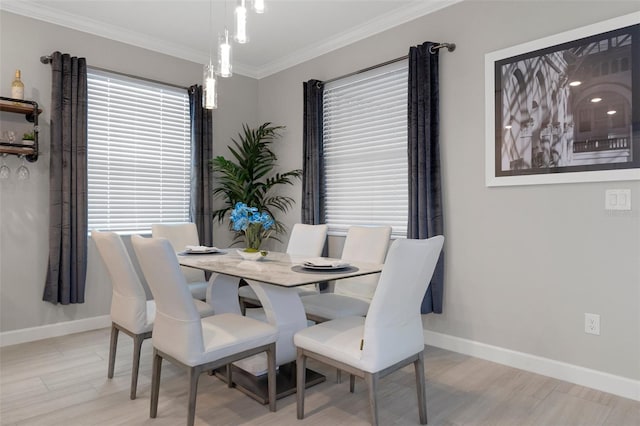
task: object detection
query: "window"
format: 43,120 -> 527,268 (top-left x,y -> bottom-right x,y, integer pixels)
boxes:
87,68 -> 191,233
322,60 -> 408,237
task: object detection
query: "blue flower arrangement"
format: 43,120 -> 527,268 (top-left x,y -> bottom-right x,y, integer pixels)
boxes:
230,202 -> 274,252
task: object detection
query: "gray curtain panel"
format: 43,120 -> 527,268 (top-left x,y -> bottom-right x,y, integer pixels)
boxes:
408,42 -> 445,314
188,85 -> 214,247
43,51 -> 88,305
302,79 -> 326,226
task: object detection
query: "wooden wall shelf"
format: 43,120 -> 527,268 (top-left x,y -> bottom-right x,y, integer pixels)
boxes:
0,102 -> 42,116
0,97 -> 41,162
0,142 -> 36,157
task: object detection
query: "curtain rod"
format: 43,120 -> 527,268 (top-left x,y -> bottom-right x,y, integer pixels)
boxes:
40,55 -> 188,91
320,42 -> 455,86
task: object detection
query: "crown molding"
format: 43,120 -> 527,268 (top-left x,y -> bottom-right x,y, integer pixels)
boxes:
1,0 -> 461,80
0,1 -> 234,71
254,0 -> 463,79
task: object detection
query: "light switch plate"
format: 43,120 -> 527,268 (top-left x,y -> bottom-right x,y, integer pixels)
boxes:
605,189 -> 631,211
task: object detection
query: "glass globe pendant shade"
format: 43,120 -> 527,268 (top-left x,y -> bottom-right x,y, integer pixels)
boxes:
203,62 -> 217,109
234,0 -> 248,44
218,29 -> 232,78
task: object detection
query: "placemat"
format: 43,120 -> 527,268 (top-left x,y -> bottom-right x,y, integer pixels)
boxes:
291,265 -> 359,274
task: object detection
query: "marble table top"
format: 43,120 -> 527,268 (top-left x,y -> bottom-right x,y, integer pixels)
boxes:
178,250 -> 383,287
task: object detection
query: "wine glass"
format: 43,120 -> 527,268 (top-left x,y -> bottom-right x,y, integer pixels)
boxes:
16,155 -> 29,180
0,154 -> 9,179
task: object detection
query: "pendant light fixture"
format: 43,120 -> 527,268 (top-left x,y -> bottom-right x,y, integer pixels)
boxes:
218,28 -> 232,77
204,0 -> 265,108
203,0 -> 217,109
253,0 -> 265,14
234,0 -> 248,44
203,62 -> 217,109
218,1 -> 233,78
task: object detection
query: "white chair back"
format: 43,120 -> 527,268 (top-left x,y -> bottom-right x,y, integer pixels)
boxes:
92,230 -> 149,334
132,235 -> 205,365
335,226 -> 391,299
361,236 -> 444,371
152,223 -> 206,284
286,224 -> 328,257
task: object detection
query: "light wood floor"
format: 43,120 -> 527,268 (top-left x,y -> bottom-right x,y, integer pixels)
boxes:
1,328 -> 638,425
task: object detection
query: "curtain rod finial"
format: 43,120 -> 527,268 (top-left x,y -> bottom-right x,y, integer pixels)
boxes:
40,56 -> 52,64
429,43 -> 456,54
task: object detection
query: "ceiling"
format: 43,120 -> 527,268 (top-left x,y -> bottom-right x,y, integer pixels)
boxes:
1,0 -> 459,78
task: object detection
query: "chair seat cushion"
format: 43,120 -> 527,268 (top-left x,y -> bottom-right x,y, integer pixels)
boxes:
301,293 -> 370,321
239,284 -> 318,303
195,313 -> 278,366
194,299 -> 215,317
187,281 -> 208,301
237,285 -> 257,300
244,307 -> 268,322
294,316 -> 366,370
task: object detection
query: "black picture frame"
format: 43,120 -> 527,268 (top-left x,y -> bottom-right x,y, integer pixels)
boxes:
485,13 -> 640,186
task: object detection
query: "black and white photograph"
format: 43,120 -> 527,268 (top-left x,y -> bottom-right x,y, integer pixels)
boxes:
485,16 -> 640,186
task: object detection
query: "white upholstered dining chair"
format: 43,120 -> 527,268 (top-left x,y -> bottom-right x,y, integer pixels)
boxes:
151,223 -> 208,300
132,235 -> 278,426
301,225 -> 391,323
92,230 -> 153,400
92,230 -> 215,400
238,223 -> 328,311
294,236 -> 444,426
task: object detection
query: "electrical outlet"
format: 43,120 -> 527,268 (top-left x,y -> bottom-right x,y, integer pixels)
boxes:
585,313 -> 600,335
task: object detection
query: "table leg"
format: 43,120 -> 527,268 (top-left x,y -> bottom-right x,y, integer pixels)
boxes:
215,279 -> 325,404
206,273 -> 241,315
245,280 -> 308,365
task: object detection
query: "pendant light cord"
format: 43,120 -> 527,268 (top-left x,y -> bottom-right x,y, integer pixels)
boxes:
208,0 -> 213,62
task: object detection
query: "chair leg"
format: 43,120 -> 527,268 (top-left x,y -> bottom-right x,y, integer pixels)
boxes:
414,351 -> 428,424
187,366 -> 201,426
349,374 -> 356,393
296,349 -> 307,420
150,350 -> 162,419
130,333 -> 144,400
226,364 -> 233,388
364,372 -> 379,426
266,343 -> 277,412
107,324 -> 119,379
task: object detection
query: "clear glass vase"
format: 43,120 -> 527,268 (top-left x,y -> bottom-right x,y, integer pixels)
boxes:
243,223 -> 263,252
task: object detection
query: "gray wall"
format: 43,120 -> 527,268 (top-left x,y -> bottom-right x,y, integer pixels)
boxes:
256,1 -> 640,380
0,12 -> 258,332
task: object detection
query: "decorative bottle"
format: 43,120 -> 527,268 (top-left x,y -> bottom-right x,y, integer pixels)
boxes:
11,69 -> 24,100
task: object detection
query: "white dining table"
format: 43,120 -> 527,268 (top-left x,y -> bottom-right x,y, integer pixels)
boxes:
178,249 -> 383,402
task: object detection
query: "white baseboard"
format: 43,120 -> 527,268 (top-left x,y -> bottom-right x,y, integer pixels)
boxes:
0,315 -> 111,347
424,329 -> 640,402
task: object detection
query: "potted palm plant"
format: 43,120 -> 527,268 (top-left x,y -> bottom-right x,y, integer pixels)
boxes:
211,122 -> 302,247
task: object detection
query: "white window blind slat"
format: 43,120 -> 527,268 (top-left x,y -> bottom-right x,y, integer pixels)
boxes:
323,60 -> 408,238
87,68 -> 191,233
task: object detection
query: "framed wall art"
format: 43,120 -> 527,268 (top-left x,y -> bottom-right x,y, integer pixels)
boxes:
485,12 -> 640,186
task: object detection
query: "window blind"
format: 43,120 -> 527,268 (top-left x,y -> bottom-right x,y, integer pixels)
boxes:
87,68 -> 191,233
323,60 -> 408,237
